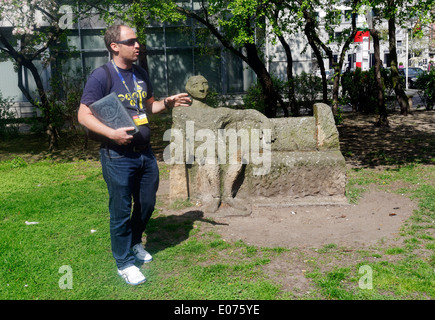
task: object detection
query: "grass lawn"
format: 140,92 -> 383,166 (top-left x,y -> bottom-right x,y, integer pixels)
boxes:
0,158 -> 284,300
0,110 -> 434,300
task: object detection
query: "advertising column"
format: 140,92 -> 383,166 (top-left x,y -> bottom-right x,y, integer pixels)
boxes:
354,30 -> 370,70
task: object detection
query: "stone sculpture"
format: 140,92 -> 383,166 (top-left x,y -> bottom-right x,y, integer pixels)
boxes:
166,75 -> 346,216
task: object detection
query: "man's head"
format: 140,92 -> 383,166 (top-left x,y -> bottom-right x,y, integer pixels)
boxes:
185,75 -> 209,101
104,25 -> 140,65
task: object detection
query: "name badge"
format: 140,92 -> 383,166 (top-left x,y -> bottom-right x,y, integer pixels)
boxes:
132,114 -> 148,126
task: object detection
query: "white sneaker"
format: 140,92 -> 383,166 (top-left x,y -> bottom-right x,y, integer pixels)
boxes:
117,265 -> 146,286
131,243 -> 153,263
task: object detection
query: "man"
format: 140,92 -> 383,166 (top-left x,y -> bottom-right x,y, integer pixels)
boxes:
78,25 -> 190,285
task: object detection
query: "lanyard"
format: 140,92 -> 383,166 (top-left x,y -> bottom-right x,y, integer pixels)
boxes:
111,60 -> 143,112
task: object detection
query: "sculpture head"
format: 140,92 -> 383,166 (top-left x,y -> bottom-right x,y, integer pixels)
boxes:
185,75 -> 209,101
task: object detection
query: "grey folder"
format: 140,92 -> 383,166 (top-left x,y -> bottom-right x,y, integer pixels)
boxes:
89,92 -> 139,135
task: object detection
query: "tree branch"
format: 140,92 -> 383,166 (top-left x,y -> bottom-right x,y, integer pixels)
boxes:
175,6 -> 250,65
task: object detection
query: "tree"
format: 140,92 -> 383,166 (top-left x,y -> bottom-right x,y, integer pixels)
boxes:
385,0 -> 411,115
89,0 -> 181,72
384,0 -> 434,116
365,4 -> 389,126
299,0 -> 360,115
0,1 -> 99,150
177,0 -> 289,117
264,0 -> 299,115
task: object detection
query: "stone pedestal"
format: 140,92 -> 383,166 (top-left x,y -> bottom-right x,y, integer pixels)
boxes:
167,103 -> 347,213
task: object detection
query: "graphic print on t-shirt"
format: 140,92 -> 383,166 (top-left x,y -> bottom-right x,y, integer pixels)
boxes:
117,87 -> 148,110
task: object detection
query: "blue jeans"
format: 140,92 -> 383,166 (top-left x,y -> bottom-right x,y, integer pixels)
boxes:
100,145 -> 159,269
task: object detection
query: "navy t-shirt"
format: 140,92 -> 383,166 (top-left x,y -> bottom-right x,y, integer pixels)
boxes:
80,61 -> 154,146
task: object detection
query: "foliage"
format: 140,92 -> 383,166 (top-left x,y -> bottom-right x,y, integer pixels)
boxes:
292,72 -> 323,115
415,69 -> 435,110
23,67 -> 86,136
0,91 -> 19,138
97,0 -> 298,117
0,1 -> 104,150
99,0 -> 183,44
243,76 -> 286,115
0,1 -> 74,67
342,67 -> 394,114
46,67 -> 86,132
244,72 -> 323,116
243,80 -> 268,115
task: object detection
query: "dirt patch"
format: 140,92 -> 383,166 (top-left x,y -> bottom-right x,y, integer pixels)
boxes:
207,189 -> 415,248
337,111 -> 435,167
157,181 -> 417,249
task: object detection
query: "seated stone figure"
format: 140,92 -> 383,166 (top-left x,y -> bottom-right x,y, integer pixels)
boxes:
180,75 -> 264,214
169,75 -> 347,216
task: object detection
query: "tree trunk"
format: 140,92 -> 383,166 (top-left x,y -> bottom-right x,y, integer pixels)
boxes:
135,19 -> 149,72
244,43 -> 287,118
331,5 -> 358,116
388,11 -> 410,115
139,44 -> 149,72
304,19 -> 328,103
331,65 -> 340,115
370,28 -> 389,126
25,61 -> 58,150
277,34 -> 297,116
0,29 -> 58,151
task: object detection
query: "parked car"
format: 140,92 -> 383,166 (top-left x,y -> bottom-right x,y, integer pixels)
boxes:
398,67 -> 424,89
315,69 -> 334,82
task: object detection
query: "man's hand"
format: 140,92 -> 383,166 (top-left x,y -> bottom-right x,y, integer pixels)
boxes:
145,93 -> 192,115
78,104 -> 135,145
165,93 -> 192,108
110,127 -> 135,146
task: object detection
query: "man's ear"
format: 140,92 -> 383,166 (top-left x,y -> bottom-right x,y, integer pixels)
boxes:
110,43 -> 119,54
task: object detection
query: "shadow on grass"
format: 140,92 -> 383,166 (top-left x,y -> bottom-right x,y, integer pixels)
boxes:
144,210 -> 228,253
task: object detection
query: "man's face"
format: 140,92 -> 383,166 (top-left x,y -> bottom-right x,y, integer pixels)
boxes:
112,26 -> 140,64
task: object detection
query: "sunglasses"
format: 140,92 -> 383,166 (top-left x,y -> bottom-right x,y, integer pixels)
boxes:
114,38 -> 140,46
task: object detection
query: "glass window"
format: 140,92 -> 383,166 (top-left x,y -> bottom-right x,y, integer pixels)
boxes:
225,51 -> 244,93
83,52 -> 109,76
145,28 -> 164,48
59,54 -> 83,76
1,9 -> 254,106
167,48 -> 194,94
23,60 -> 49,101
82,33 -> 106,50
147,51 -> 167,97
67,34 -> 80,50
166,27 -> 192,48
195,48 -> 221,92
0,59 -> 21,100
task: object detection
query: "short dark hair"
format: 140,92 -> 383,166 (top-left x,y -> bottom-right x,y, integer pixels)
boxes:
104,25 -> 123,53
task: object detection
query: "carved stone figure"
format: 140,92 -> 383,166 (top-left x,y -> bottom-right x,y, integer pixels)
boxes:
182,75 -> 254,214
168,75 -> 347,217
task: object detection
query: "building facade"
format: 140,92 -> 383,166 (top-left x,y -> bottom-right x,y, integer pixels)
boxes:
0,2 -> 432,118
266,5 -> 423,80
